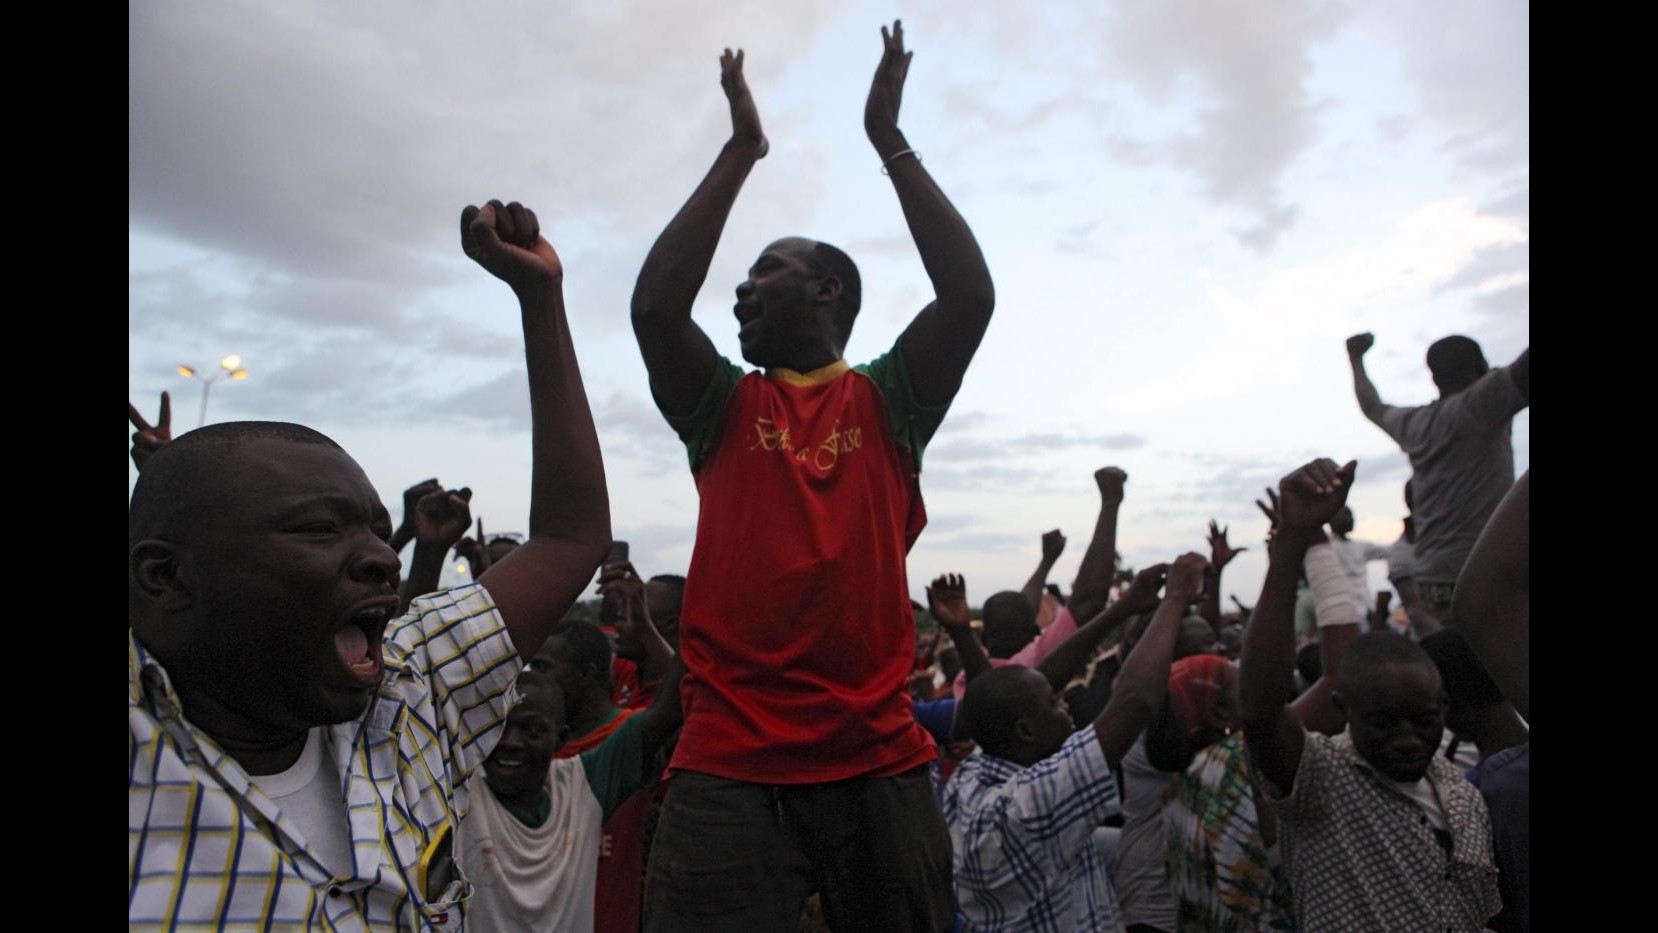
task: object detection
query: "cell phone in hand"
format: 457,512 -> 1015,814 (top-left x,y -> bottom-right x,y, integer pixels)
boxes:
606,540 -> 629,565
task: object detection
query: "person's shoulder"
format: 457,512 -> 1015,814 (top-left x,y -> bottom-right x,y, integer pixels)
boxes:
1476,741 -> 1529,780
385,583 -> 502,652
1037,724 -> 1108,776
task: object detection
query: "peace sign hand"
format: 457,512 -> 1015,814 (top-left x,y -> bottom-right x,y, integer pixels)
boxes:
128,391 -> 173,471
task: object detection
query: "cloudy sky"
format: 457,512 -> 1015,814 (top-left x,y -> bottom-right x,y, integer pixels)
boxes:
129,0 -> 1529,608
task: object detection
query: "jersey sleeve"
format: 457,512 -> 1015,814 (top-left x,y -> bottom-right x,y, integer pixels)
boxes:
578,712 -> 652,820
659,357 -> 747,470
855,339 -> 955,470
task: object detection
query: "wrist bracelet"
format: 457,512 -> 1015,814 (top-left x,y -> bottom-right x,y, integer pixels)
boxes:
881,148 -> 920,174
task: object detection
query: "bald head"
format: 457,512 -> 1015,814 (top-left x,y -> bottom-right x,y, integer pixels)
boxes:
129,421 -> 344,549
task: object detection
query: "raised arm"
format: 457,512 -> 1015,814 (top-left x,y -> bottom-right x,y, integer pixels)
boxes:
1200,519 -> 1246,627
1093,553 -> 1207,769
1069,467 -> 1127,623
865,21 -> 995,407
1507,348 -> 1530,403
630,50 -> 767,416
927,574 -> 992,686
1020,530 -> 1066,612
1240,458 -> 1355,794
461,200 -> 611,660
1345,333 -> 1388,423
397,485 -> 473,615
600,562 -> 686,755
1036,562 -> 1168,693
599,560 -> 677,685
1452,470 -> 1529,720
387,478 -> 441,556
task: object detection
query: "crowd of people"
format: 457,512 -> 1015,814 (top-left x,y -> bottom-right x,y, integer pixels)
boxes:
127,20 -> 1530,933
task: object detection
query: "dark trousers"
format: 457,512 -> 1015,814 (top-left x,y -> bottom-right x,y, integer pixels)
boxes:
643,766 -> 956,932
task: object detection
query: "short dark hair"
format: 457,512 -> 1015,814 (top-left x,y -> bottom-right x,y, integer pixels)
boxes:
129,422 -> 343,548
958,665 -> 1039,756
1425,336 -> 1489,389
1337,631 -> 1438,689
1419,629 -> 1506,711
544,620 -> 614,692
981,591 -> 1039,658
809,241 -> 861,314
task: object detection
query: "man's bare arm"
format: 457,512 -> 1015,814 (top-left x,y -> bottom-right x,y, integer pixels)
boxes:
1069,467 -> 1126,623
1241,459 -> 1355,794
1020,530 -> 1066,612
864,21 -> 995,407
1037,563 -> 1168,694
1452,470 -> 1529,720
1507,348 -> 1530,403
927,574 -> 993,686
599,560 -> 676,683
1200,519 -> 1246,627
631,49 -> 767,417
398,486 -> 473,615
1094,554 -> 1207,769
462,201 -> 611,660
1346,333 -> 1387,423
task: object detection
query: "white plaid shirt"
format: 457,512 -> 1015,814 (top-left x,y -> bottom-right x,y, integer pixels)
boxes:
942,725 -> 1122,932
129,584 -> 521,931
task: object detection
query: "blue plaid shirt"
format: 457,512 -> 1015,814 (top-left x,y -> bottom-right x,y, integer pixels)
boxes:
129,584 -> 521,931
942,725 -> 1122,932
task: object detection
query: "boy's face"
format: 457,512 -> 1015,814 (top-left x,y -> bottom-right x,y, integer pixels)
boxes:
483,693 -> 563,800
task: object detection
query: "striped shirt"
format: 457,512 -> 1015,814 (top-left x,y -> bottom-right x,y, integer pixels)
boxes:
942,726 -> 1121,932
129,584 -> 521,931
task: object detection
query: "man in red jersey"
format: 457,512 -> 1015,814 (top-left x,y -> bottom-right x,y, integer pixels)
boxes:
629,21 -> 994,933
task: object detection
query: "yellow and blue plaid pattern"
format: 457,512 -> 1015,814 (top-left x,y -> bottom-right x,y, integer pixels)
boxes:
129,584 -> 520,931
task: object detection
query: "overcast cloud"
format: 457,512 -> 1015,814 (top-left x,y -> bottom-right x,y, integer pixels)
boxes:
131,0 -> 1528,606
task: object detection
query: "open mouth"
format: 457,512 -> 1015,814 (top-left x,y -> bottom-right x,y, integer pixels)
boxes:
336,597 -> 397,685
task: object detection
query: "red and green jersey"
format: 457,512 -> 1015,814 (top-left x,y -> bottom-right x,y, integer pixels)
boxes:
661,343 -> 953,783
554,707 -> 647,933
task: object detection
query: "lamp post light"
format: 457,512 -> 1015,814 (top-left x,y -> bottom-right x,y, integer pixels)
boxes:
178,353 -> 250,427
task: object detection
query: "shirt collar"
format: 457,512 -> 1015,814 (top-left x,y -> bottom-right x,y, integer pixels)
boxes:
766,359 -> 850,387
966,747 -> 1027,787
130,629 -> 178,708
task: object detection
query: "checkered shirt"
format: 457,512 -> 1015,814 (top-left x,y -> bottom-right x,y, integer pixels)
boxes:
1267,730 -> 1501,932
942,725 -> 1122,932
129,584 -> 521,931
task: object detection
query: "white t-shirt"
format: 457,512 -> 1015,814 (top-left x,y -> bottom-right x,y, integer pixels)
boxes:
247,727 -> 354,875
1113,734 -> 1178,929
457,759 -> 605,933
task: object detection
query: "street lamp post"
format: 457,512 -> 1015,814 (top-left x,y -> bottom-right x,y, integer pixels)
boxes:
178,353 -> 250,427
